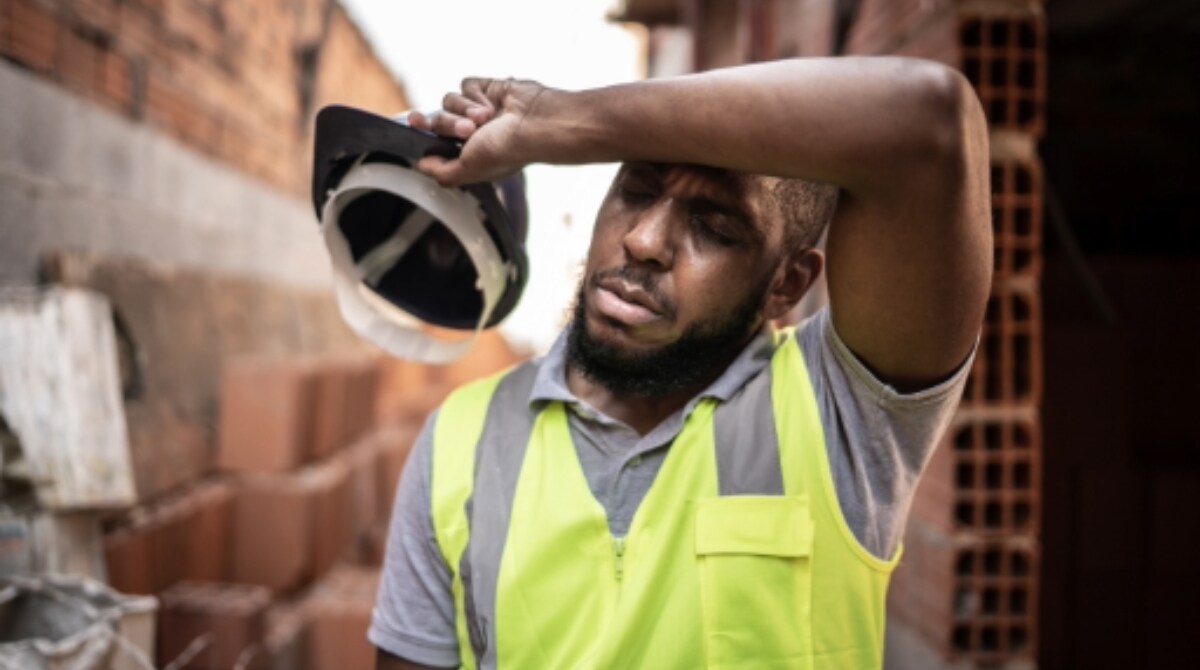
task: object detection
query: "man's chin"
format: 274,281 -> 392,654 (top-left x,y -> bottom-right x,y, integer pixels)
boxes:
585,311 -> 675,353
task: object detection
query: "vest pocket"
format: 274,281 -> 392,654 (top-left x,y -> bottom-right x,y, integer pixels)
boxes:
695,496 -> 814,670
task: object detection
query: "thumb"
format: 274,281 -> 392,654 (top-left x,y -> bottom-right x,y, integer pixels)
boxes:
417,155 -> 469,187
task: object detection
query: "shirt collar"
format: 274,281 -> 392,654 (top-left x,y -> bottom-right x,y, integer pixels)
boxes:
528,325 -> 779,417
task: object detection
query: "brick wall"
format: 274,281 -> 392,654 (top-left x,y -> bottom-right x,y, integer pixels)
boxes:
0,0 -> 409,198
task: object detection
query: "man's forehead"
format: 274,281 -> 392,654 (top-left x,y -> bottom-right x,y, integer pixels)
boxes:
620,161 -> 754,204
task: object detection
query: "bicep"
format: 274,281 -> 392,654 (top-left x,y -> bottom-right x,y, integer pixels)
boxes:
824,82 -> 991,391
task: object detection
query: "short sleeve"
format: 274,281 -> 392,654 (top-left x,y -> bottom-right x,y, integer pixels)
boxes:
796,308 -> 975,559
368,411 -> 461,668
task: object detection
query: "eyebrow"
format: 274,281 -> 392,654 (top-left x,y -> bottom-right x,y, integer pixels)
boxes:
619,162 -> 764,241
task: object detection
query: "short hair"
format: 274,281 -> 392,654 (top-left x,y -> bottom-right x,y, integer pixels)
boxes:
761,177 -> 839,256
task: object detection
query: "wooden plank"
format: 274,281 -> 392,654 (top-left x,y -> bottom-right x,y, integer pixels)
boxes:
0,287 -> 136,509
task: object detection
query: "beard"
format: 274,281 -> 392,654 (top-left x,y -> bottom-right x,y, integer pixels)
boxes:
566,266 -> 770,398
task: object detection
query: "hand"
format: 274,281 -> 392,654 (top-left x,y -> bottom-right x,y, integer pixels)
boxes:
408,77 -> 546,186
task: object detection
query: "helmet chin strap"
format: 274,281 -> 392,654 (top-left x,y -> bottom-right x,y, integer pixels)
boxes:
320,159 -> 511,364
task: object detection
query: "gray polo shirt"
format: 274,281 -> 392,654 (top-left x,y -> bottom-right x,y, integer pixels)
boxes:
369,307 -> 971,667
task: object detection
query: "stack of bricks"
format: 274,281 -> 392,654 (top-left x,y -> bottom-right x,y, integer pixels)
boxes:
844,0 -> 1047,666
101,353 -> 424,669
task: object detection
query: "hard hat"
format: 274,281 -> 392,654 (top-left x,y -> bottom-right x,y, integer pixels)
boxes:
312,105 -> 528,364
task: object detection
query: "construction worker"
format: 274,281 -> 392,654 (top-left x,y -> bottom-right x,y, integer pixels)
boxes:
371,56 -> 992,669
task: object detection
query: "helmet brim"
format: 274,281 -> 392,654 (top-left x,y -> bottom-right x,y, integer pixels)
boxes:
311,105 -> 528,330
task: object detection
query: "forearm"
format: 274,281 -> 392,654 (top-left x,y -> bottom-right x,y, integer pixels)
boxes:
523,57 -> 975,196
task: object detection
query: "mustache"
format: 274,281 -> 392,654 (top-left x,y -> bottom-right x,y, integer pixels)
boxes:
589,266 -> 676,318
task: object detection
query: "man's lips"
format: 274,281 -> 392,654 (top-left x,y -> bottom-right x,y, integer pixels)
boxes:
593,280 -> 664,327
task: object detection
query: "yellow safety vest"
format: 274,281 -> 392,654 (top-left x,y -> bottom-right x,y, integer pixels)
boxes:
431,330 -> 899,669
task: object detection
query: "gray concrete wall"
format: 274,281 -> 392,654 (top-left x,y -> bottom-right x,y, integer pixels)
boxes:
0,60 -> 331,289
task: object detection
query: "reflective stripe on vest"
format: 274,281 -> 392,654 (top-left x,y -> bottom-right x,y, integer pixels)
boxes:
431,330 -> 899,669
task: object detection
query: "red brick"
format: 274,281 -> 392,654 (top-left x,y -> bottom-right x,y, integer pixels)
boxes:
157,581 -> 270,670
148,497 -> 193,592
990,157 -> 1043,283
115,0 -> 158,60
163,0 -> 222,56
912,409 -> 1040,534
357,522 -> 389,567
962,285 -> 1042,408
56,25 -> 103,94
231,473 -> 314,594
73,0 -> 121,36
184,480 -> 233,583
8,0 -> 60,73
307,600 -> 374,670
263,599 -> 311,670
104,522 -> 154,595
217,358 -> 318,473
958,12 -> 1046,136
345,358 -> 382,444
306,566 -> 380,670
890,520 -> 1039,664
311,359 -> 352,459
308,456 -> 352,581
101,50 -> 133,112
376,358 -> 443,425
344,437 -> 380,557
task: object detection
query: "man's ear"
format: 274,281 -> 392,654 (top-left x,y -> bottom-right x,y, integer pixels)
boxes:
763,248 -> 824,321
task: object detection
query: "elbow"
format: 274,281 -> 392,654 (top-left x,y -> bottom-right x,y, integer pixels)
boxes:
905,60 -> 983,161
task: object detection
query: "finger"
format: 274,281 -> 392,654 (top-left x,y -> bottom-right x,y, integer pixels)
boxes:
461,77 -> 497,110
417,155 -> 467,187
463,78 -> 502,126
413,110 -> 476,140
442,92 -> 494,126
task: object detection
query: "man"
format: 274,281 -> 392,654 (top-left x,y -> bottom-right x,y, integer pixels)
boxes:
371,56 -> 991,669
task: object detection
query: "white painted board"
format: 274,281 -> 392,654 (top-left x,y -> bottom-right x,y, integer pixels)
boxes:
0,287 -> 135,508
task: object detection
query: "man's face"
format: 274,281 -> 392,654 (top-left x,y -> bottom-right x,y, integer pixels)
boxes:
567,162 -> 786,395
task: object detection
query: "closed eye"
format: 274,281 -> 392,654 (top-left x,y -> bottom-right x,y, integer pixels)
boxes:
690,214 -> 739,247
619,186 -> 656,205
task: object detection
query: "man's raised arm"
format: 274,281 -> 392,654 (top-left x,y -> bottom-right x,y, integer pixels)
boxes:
413,57 -> 992,388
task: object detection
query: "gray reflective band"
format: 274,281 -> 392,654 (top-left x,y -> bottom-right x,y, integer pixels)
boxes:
459,363 -> 539,669
713,347 -> 785,496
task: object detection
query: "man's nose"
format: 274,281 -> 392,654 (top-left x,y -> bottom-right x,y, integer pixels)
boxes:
622,201 -> 675,269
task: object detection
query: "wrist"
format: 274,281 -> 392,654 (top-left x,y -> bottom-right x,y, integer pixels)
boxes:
519,86 -> 613,166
